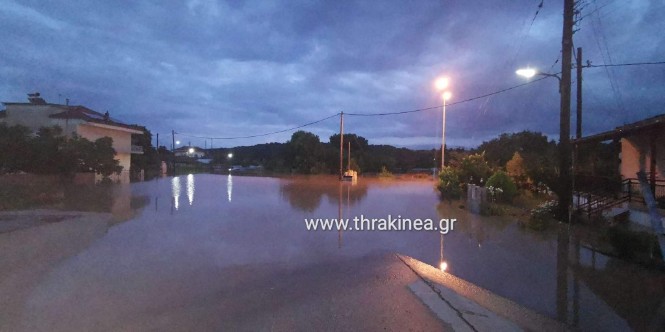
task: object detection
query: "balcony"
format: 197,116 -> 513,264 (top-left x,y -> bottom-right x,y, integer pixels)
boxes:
131,145 -> 144,154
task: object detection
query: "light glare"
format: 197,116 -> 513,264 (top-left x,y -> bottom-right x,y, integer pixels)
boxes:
516,68 -> 537,78
442,91 -> 452,101
440,261 -> 448,271
435,77 -> 449,90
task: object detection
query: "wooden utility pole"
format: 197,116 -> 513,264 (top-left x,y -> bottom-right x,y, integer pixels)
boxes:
347,141 -> 351,171
576,47 -> 583,139
339,112 -> 344,180
559,0 -> 575,221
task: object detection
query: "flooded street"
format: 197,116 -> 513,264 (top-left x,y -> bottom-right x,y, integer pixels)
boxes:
2,174 -> 664,331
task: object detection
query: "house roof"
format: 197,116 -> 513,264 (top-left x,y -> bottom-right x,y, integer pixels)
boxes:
573,113 -> 665,144
2,100 -> 143,133
49,105 -> 143,131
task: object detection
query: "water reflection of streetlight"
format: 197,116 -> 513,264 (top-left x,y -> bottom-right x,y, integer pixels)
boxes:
171,176 -> 181,210
227,174 -> 233,202
187,173 -> 195,205
439,232 -> 448,272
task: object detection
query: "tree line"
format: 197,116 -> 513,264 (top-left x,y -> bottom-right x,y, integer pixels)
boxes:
206,131 -> 439,174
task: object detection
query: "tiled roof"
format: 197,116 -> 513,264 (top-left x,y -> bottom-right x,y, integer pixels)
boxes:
49,105 -> 142,131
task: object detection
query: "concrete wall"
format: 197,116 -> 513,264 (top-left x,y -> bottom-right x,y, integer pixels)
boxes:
1,104 -> 81,136
2,104 -> 57,129
76,123 -> 132,154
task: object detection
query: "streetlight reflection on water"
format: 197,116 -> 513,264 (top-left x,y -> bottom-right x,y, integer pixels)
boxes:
187,174 -> 195,206
171,176 -> 181,210
227,174 -> 233,202
440,232 -> 448,272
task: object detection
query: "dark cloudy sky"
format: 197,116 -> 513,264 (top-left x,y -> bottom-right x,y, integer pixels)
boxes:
2,0 -> 664,149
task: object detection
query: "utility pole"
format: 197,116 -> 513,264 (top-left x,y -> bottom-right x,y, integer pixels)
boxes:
576,47 -> 583,139
347,141 -> 351,171
339,112 -> 344,180
559,0 -> 575,222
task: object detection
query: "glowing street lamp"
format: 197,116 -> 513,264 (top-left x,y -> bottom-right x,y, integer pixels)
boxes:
188,147 -> 195,154
435,77 -> 453,170
175,140 -> 181,145
516,67 -> 561,83
227,153 -> 233,159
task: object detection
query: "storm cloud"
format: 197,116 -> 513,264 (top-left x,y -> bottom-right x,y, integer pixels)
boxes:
2,0 -> 663,148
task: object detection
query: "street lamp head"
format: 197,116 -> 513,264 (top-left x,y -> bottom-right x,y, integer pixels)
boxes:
439,261 -> 448,272
176,140 -> 181,145
188,148 -> 194,154
227,153 -> 233,158
435,77 -> 450,90
442,91 -> 452,101
516,68 -> 537,78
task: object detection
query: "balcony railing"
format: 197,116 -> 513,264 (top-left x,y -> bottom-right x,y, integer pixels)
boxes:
131,145 -> 144,154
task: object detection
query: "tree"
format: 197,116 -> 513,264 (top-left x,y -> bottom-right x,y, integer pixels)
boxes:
486,170 -> 517,202
437,166 -> 462,199
91,137 -> 122,178
459,152 -> 492,186
0,124 -> 32,173
286,131 -> 324,174
506,151 -> 528,188
29,126 -> 67,174
130,126 -> 159,176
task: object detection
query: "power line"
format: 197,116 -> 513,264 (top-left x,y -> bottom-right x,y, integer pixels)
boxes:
346,76 -> 549,117
586,61 -> 665,68
176,112 -> 340,140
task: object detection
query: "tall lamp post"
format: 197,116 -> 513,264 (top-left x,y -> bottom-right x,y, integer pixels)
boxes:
516,67 -> 571,223
435,77 -> 452,170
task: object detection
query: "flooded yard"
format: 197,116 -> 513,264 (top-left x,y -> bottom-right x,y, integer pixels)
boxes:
2,174 -> 663,331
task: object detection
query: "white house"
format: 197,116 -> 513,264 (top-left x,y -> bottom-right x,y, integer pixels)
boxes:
0,92 -> 144,183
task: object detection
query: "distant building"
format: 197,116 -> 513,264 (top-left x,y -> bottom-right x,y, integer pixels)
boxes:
1,92 -> 144,183
174,146 -> 206,159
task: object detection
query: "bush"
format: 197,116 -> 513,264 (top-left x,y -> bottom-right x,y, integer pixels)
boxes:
479,201 -> 506,216
459,152 -> 491,186
525,200 -> 557,230
607,226 -> 662,260
379,166 -> 393,178
486,170 -> 517,202
437,166 -> 462,199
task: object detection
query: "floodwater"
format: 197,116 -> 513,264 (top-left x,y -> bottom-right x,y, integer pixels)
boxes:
2,174 -> 664,331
